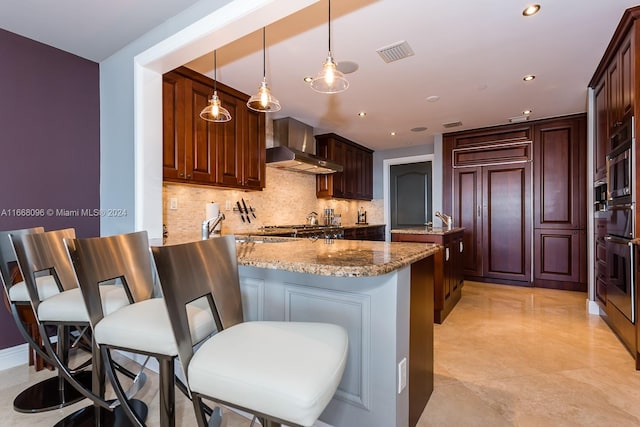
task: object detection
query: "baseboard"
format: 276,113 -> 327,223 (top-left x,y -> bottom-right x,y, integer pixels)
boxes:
587,299 -> 603,315
0,343 -> 29,371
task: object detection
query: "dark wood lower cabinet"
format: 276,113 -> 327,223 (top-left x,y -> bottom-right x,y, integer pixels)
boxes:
533,229 -> 586,291
392,229 -> 464,323
343,225 -> 385,241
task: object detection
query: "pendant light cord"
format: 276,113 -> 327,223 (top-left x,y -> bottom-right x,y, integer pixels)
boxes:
262,27 -> 266,79
213,50 -> 218,92
328,0 -> 332,55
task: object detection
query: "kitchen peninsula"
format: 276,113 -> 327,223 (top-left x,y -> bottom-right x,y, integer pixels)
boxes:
391,227 -> 465,323
233,238 -> 438,427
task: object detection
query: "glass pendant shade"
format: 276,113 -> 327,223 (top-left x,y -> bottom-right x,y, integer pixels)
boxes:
200,91 -> 232,122
311,0 -> 348,94
310,54 -> 349,93
248,28 -> 281,113
248,78 -> 281,112
200,50 -> 232,122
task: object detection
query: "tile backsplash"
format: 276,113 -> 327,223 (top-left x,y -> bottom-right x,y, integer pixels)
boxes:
163,167 -> 384,238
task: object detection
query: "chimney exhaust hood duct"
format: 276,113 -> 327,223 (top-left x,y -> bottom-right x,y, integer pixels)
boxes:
267,117 -> 343,174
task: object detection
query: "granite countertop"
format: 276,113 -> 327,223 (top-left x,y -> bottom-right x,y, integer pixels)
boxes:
235,238 -> 439,277
391,226 -> 465,235
162,232 -> 439,278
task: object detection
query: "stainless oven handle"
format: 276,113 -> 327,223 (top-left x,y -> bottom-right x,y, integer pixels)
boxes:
630,240 -> 636,324
605,155 -> 611,201
605,235 -> 632,244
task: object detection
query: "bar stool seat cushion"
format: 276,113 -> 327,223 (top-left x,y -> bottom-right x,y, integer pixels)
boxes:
37,285 -> 129,323
94,298 -> 215,356
188,321 -> 348,427
9,275 -> 59,302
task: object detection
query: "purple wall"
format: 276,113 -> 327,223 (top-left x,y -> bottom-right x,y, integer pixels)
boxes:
0,29 -> 100,349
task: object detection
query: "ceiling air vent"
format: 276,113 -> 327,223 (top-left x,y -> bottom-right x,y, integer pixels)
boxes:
443,121 -> 463,129
376,40 -> 414,63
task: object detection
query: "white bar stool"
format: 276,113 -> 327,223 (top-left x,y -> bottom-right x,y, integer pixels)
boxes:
151,235 -> 349,427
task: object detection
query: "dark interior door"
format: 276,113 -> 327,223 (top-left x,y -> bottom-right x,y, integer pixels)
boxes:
390,162 -> 432,229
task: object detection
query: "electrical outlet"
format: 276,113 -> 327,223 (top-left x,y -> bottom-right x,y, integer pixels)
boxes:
398,357 -> 407,394
169,198 -> 178,210
225,200 -> 232,211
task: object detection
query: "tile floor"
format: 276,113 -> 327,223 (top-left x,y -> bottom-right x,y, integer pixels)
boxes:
1,281 -> 639,426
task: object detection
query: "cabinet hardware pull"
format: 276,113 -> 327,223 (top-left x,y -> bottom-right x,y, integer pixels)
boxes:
187,174 -> 192,179
477,205 -> 481,217
445,247 -> 450,261
179,173 -> 184,177
460,241 -> 464,253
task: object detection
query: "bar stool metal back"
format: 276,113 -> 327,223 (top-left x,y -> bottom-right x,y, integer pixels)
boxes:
10,228 -> 138,426
151,235 -> 349,427
0,226 -> 92,413
67,230 -> 215,427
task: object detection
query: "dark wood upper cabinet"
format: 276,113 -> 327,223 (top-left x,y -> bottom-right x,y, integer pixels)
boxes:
162,72 -> 186,181
594,75 -> 608,182
162,66 -> 265,190
315,133 -> 373,201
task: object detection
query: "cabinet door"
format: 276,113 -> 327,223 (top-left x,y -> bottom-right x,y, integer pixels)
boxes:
454,167 -> 483,277
533,117 -> 585,229
242,108 -> 265,190
215,92 -> 243,187
316,137 -> 345,198
620,32 -> 634,120
344,144 -> 357,198
608,57 -> 621,130
362,151 -> 374,200
594,76 -> 608,181
534,229 -> 585,289
483,163 -> 532,283
187,79 -> 218,183
162,72 -> 186,180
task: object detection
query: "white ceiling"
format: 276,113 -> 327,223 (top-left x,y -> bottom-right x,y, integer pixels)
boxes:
2,0 -> 638,151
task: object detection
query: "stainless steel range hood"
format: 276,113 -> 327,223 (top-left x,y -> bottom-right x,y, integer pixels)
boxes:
267,117 -> 343,174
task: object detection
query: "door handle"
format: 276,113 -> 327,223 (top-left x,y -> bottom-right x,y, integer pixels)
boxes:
477,205 -> 481,217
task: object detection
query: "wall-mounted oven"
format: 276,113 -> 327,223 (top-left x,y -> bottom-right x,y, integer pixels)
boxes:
606,234 -> 635,323
607,117 -> 634,204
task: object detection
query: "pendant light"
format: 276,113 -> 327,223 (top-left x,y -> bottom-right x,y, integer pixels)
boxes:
200,50 -> 232,122
247,27 -> 281,112
311,0 -> 348,94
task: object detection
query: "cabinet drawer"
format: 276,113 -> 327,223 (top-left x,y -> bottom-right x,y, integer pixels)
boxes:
596,241 -> 607,263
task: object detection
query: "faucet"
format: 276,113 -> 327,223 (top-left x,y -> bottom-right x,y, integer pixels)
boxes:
435,211 -> 453,230
202,212 -> 226,239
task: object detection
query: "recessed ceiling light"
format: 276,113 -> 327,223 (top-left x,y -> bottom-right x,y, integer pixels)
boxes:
337,61 -> 359,74
523,74 -> 535,82
390,131 -> 397,136
522,4 -> 541,16
426,95 -> 440,103
523,109 -> 532,115
303,76 -> 313,83
358,111 -> 367,117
